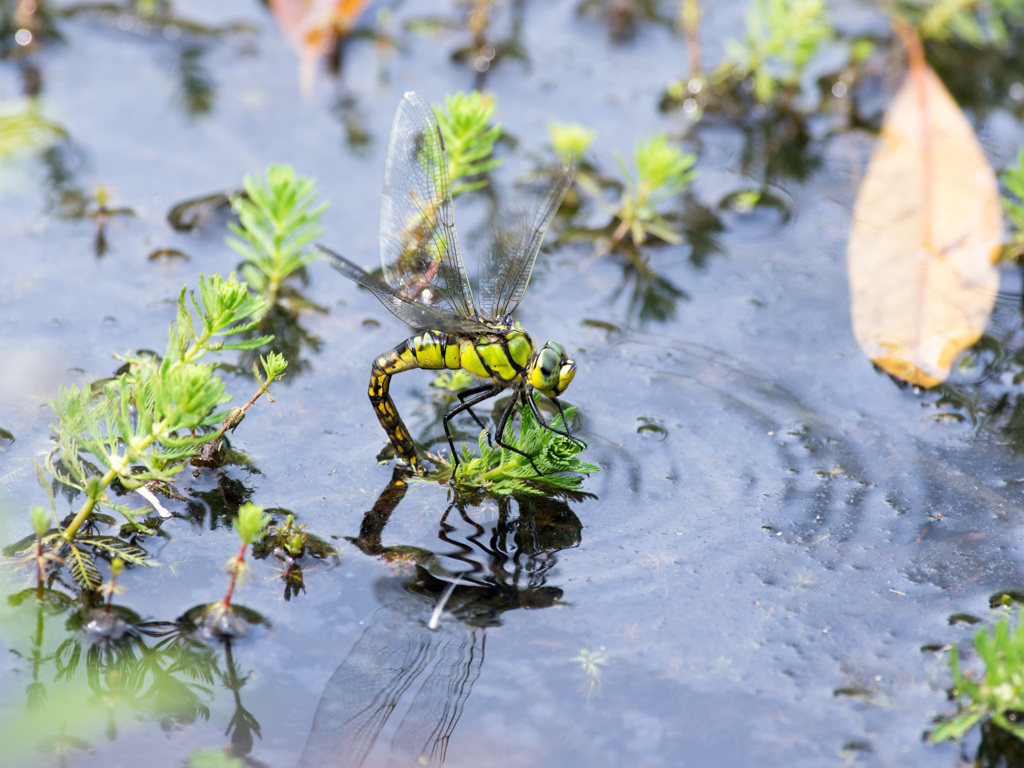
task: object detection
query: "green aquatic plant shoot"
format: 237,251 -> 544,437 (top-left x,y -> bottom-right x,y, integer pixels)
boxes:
725,0 -> 832,104
228,163 -> 326,307
550,121 -> 597,163
221,502 -> 271,609
932,610 -> 1024,743
611,134 -> 697,247
433,90 -> 503,196
916,0 -> 1024,47
433,397 -> 598,496
1000,148 -> 1024,262
3,270 -> 286,591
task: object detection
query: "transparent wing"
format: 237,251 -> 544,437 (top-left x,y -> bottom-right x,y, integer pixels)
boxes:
479,161 -> 574,319
379,91 -> 477,320
319,246 -> 489,334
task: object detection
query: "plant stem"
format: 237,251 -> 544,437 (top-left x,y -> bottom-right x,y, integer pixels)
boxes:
62,427 -> 163,542
222,541 -> 248,608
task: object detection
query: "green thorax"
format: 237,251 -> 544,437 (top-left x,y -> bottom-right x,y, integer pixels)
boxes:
459,324 -> 534,384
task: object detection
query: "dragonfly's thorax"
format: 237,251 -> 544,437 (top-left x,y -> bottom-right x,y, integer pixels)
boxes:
456,327 -> 535,386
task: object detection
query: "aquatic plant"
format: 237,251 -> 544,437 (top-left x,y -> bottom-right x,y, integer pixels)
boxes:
932,611 -> 1024,742
432,397 -> 598,496
221,503 -> 272,609
549,121 -> 597,163
228,163 -> 326,307
725,0 -> 833,104
1000,148 -> 1024,261
912,0 -> 1024,47
610,134 -> 697,247
433,90 -> 503,196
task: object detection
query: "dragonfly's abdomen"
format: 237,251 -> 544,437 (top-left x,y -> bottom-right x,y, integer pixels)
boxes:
368,329 -> 535,471
368,331 -> 462,471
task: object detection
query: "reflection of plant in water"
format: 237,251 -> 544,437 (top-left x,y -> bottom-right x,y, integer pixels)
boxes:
571,647 -> 609,699
932,610 -> 1024,743
576,0 -> 672,43
0,96 -> 67,157
0,584 -> 224,765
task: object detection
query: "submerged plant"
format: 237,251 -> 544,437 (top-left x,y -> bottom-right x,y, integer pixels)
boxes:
228,163 -> 326,307
932,611 -> 1024,742
433,90 -> 502,196
432,397 -> 598,496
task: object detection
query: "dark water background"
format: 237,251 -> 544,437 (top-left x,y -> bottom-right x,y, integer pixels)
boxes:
4,1 -> 1024,766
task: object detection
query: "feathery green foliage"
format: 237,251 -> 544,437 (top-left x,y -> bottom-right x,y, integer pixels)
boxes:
725,0 -> 832,104
914,0 -> 1024,47
550,122 -> 597,163
932,611 -> 1024,742
434,91 -> 503,196
227,164 -> 327,305
434,397 -> 598,496
1001,148 -> 1024,261
612,135 -> 697,246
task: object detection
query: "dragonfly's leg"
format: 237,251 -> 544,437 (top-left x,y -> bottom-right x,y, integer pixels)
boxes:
369,347 -> 420,473
443,386 -> 502,468
456,384 -> 495,443
493,393 -> 542,475
528,395 -> 587,449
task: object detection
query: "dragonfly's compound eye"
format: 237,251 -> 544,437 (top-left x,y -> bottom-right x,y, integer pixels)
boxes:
531,342 -> 574,396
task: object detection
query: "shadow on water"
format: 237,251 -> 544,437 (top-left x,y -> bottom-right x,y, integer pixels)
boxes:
298,468 -> 585,768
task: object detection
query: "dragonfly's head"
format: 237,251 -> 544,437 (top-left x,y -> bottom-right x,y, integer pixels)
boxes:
530,341 -> 576,397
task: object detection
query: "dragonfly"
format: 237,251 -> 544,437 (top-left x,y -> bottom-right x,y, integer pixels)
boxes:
318,91 -> 583,475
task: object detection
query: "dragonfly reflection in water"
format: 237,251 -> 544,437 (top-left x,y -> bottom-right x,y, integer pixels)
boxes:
297,469 -> 583,768
319,91 -> 583,474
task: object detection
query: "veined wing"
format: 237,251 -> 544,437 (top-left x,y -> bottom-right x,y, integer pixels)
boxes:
319,246 -> 490,334
479,161 -> 574,319
379,91 -> 477,320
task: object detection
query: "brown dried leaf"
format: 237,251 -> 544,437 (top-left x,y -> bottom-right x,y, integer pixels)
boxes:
847,49 -> 1002,388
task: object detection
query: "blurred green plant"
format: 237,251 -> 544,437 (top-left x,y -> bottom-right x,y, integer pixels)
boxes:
1001,148 -> 1024,261
912,0 -> 1024,47
431,369 -> 476,392
610,134 -> 697,247
932,611 -> 1024,742
433,90 -> 502,196
228,163 -> 326,307
550,121 -> 597,163
724,0 -> 833,104
0,99 -> 67,159
432,397 -> 598,496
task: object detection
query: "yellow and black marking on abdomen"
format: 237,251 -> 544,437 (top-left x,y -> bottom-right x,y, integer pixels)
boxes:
368,328 -> 535,470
